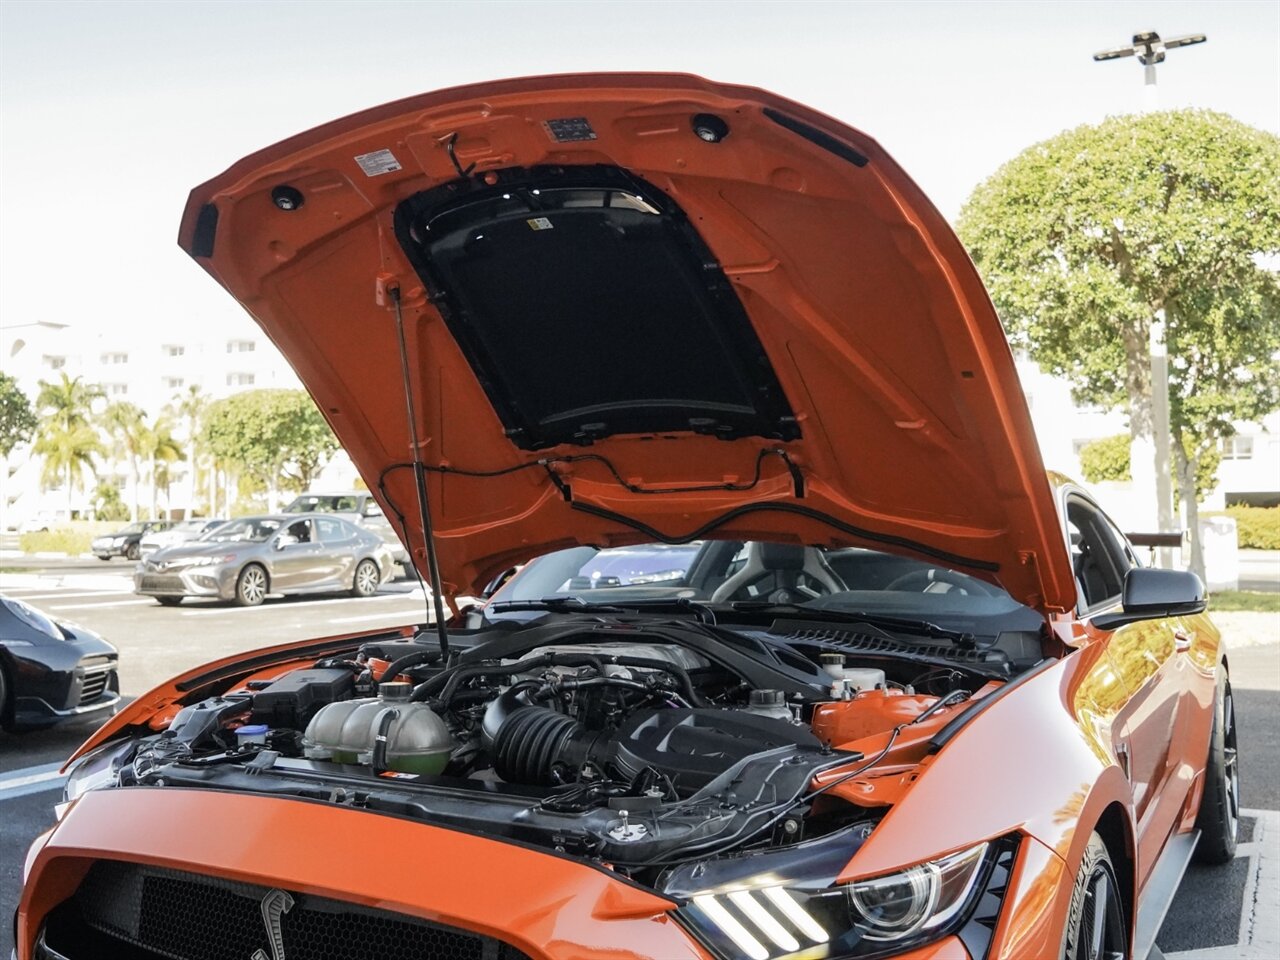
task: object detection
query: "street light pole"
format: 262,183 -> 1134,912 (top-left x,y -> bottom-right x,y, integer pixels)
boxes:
1092,30 -> 1205,567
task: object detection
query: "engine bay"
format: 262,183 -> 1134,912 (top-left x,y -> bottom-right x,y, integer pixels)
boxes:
97,616 -> 1019,885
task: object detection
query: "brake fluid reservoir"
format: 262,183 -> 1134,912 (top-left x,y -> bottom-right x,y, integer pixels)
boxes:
303,682 -> 453,775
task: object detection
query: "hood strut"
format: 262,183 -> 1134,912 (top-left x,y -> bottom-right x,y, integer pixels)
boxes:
390,285 -> 450,662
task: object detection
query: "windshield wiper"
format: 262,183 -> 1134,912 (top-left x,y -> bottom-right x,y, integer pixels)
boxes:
485,596 -> 627,615
726,601 -> 979,647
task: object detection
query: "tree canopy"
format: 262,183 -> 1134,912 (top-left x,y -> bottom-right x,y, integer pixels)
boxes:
33,374 -> 105,512
201,389 -> 339,508
0,372 -> 37,457
957,110 -> 1280,575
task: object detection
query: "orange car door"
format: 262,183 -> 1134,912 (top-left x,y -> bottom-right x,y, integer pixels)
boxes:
1068,497 -> 1188,885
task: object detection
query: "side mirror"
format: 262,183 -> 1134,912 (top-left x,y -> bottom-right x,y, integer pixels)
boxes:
1093,567 -> 1206,630
275,535 -> 299,550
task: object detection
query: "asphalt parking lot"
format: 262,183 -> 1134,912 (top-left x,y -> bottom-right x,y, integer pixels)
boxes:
0,560 -> 1277,958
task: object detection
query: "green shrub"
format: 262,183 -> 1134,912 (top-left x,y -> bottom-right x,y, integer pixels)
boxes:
1207,506 -> 1280,550
19,527 -> 93,556
1079,434 -> 1131,483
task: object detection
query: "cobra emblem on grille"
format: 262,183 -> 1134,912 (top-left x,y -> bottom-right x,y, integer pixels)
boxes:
250,888 -> 294,960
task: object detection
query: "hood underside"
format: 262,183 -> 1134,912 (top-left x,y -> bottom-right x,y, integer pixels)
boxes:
179,73 -> 1074,611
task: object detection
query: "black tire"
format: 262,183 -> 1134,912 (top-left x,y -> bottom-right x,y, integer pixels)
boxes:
1062,832 -> 1127,960
0,662 -> 9,731
351,558 -> 380,598
125,542 -> 141,561
155,596 -> 183,607
235,564 -> 268,607
1195,671 -> 1240,864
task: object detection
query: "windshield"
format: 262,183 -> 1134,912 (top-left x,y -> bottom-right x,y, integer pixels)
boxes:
120,523 -> 147,534
199,518 -> 280,543
489,541 -> 1041,634
284,495 -> 361,514
173,520 -> 210,533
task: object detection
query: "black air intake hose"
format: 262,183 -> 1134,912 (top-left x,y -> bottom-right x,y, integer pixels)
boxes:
489,706 -> 605,786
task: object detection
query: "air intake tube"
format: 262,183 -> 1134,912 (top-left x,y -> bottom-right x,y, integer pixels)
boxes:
482,685 -> 606,786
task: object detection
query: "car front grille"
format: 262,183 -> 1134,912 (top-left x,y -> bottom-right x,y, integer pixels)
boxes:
40,861 -> 532,960
139,575 -> 185,592
77,668 -> 112,706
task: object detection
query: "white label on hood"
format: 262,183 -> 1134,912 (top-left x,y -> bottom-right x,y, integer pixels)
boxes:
354,149 -> 402,177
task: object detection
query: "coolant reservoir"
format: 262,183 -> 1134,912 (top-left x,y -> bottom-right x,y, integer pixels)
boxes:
303,682 -> 453,774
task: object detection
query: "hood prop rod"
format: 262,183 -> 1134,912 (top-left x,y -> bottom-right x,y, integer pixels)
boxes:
390,285 -> 450,663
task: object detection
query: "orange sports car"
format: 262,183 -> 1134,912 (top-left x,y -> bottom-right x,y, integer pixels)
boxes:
17,75 -> 1237,960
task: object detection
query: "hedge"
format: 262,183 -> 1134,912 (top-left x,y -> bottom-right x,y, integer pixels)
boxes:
1206,506 -> 1280,550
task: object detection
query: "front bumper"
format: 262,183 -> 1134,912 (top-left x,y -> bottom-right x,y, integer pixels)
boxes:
134,565 -> 236,600
88,540 -> 127,559
18,788 -> 706,960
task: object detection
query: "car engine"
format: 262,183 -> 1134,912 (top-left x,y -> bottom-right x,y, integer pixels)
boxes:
101,620 -> 1001,883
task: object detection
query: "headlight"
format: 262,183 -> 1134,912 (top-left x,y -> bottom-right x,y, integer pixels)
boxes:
62,739 -> 134,807
674,838 -> 1010,960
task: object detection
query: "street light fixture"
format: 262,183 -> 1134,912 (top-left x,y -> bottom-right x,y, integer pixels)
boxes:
1092,29 -> 1206,568
1093,31 -> 1207,106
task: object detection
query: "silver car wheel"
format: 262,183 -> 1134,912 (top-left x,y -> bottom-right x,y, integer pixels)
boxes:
353,558 -> 380,598
236,565 -> 267,606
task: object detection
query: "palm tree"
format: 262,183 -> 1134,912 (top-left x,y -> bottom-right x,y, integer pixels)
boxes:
98,401 -> 148,521
172,385 -> 208,516
146,416 -> 185,519
34,374 -> 104,517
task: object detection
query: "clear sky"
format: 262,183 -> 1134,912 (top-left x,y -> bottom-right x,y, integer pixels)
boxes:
2,0 -> 1277,344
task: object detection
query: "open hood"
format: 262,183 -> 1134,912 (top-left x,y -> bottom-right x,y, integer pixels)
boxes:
179,74 -> 1074,612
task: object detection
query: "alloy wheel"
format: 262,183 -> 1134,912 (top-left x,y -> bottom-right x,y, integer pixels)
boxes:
356,560 -> 379,596
1080,865 -> 1126,960
238,566 -> 266,605
1224,685 -> 1240,842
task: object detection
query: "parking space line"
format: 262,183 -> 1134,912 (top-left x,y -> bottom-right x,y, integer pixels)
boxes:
0,589 -> 132,602
45,598 -> 158,611
0,762 -> 68,803
178,594 -> 425,615
328,611 -> 424,624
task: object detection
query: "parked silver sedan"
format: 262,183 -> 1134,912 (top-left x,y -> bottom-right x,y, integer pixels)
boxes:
133,513 -> 395,606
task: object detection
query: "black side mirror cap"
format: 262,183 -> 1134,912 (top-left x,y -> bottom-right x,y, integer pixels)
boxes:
1092,567 -> 1206,630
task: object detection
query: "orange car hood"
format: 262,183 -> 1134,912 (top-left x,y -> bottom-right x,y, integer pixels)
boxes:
178,73 -> 1073,612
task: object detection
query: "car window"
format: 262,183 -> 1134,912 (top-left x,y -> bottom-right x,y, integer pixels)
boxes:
284,519 -> 313,543
203,518 -> 280,543
1066,498 -> 1129,611
316,518 -> 350,542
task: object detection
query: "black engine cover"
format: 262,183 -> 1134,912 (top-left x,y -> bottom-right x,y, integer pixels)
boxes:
611,709 -> 821,795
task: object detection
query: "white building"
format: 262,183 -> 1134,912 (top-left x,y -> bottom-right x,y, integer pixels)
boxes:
2,316 -> 357,526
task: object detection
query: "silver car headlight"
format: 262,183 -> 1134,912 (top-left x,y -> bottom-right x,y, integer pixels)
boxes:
671,836 -> 1014,960
61,739 -> 134,808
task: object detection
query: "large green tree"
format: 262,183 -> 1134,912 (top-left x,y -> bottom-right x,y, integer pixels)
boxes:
33,374 -> 105,516
957,110 -> 1280,579
202,389 -> 339,511
0,373 -> 37,457
170,385 -> 210,515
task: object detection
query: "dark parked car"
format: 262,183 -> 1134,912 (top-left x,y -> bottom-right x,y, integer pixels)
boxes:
0,595 -> 120,731
90,521 -> 172,561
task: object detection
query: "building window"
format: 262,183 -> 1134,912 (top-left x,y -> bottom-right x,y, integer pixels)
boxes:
100,352 -> 128,365
226,372 -> 255,387
105,383 -> 128,397
164,376 -> 185,389
164,344 -> 185,357
43,354 -> 66,370
226,340 -> 256,354
1220,436 -> 1254,460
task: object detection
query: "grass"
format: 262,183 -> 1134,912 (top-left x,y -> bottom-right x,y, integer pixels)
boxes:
0,566 -> 35,574
1210,591 -> 1280,613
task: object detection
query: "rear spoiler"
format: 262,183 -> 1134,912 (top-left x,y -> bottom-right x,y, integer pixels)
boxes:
1125,532 -> 1186,549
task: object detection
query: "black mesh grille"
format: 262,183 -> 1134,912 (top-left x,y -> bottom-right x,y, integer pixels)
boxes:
45,861 -> 531,960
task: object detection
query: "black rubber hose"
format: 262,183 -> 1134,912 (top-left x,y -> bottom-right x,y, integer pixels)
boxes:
413,652 -> 607,705
490,706 -> 605,785
375,648 -> 442,685
370,707 -> 399,774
